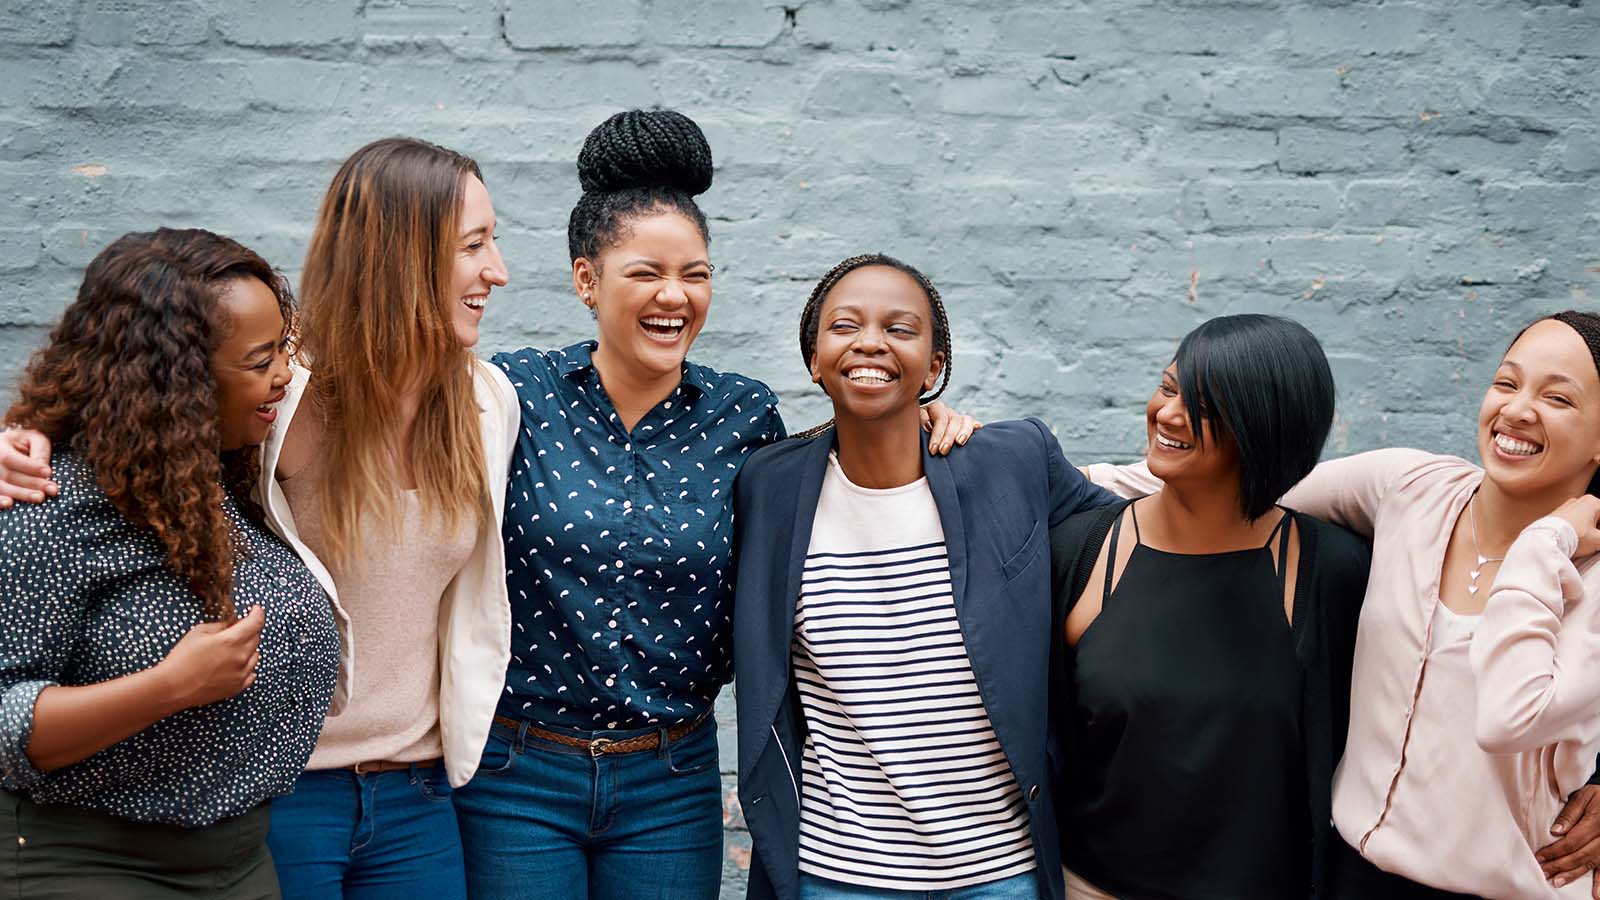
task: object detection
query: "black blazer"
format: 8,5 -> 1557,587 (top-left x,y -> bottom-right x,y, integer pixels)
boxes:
731,419 -> 1118,900
1046,501 -> 1372,898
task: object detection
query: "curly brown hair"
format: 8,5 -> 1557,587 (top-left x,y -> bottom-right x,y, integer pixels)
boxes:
5,228 -> 295,621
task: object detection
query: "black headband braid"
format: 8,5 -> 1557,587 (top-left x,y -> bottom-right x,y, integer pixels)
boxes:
793,253 -> 954,438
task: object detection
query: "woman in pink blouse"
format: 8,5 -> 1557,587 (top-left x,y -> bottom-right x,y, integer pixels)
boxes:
1090,310 -> 1600,900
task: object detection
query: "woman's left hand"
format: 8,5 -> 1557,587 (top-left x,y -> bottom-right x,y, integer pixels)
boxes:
1538,784 -> 1600,893
921,402 -> 981,456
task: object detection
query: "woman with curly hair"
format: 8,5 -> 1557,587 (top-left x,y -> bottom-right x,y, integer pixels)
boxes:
0,227 -> 340,899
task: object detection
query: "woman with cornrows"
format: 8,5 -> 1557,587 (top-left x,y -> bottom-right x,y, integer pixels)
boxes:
1088,311 -> 1600,899
733,254 -> 1116,900
0,228 -> 339,898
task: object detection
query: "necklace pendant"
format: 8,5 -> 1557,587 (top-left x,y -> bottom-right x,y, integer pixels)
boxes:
1470,569 -> 1481,580
1468,584 -> 1480,595
1477,554 -> 1489,566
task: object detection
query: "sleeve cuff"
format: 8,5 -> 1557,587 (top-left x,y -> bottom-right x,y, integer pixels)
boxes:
1521,516 -> 1579,558
0,679 -> 55,790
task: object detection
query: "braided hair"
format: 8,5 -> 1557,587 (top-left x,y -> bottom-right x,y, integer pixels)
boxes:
794,253 -> 954,438
567,109 -> 714,264
1507,309 -> 1600,497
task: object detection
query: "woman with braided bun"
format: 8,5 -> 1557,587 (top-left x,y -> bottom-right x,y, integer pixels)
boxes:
444,113 -> 976,900
732,254 -> 1117,900
1088,311 -> 1600,899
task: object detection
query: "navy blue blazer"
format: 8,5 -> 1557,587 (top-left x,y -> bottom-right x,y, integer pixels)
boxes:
731,418 -> 1118,900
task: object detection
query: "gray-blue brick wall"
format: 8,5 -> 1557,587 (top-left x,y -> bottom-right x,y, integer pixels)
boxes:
1,2 -> 1596,895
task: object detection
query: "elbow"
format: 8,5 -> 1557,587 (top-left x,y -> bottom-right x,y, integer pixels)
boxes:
1475,707 -> 1542,754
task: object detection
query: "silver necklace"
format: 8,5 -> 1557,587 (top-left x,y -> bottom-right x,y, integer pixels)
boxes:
1467,495 -> 1505,596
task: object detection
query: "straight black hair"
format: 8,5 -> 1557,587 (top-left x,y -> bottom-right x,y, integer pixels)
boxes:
1173,313 -> 1336,520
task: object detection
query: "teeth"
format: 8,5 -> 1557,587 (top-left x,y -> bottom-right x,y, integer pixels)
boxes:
847,367 -> 894,384
1156,434 -> 1193,450
462,296 -> 487,310
1494,433 -> 1542,456
642,316 -> 685,328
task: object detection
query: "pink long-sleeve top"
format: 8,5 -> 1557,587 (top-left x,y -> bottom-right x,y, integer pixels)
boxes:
1087,449 -> 1600,900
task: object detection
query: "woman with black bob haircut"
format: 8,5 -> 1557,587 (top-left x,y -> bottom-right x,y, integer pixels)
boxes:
734,254 -> 1117,900
1048,314 -> 1371,900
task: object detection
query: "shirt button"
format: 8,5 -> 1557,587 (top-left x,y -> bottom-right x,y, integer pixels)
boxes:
16,836 -> 25,846
605,677 -> 616,687
1027,784 -> 1039,802
277,576 -> 289,587
608,619 -> 618,628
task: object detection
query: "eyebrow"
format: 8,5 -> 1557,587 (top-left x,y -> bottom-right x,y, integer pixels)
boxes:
1501,360 -> 1585,390
243,339 -> 278,358
459,221 -> 495,239
623,257 -> 710,269
827,304 -> 926,323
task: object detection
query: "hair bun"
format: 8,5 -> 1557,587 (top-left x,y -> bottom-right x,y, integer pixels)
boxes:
576,109 -> 714,197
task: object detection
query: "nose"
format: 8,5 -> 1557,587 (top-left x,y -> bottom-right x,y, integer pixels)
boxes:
655,276 -> 688,309
1155,393 -> 1187,431
269,342 -> 292,388
851,322 -> 887,353
483,240 -> 509,287
1500,388 -> 1538,424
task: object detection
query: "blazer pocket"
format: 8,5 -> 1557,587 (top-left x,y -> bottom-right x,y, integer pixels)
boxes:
999,521 -> 1045,582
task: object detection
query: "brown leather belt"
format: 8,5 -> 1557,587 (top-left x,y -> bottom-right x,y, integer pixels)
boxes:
348,756 -> 442,775
492,714 -> 710,758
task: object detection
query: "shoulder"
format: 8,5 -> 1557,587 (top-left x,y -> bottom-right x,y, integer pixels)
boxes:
685,360 -> 780,412
489,344 -> 562,383
1292,512 -> 1373,579
742,431 -> 824,483
948,417 -> 1062,473
1049,501 -> 1124,559
471,356 -> 519,417
0,450 -> 111,545
1346,447 -> 1475,493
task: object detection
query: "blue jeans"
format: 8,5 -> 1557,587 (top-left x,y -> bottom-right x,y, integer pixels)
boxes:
799,872 -> 1041,900
453,717 -> 723,900
265,763 -> 465,900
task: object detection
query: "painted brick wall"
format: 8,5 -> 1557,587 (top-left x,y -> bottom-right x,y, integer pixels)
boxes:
1,1 -> 1596,895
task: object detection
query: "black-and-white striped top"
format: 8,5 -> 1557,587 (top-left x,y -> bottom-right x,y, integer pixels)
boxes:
791,453 -> 1035,891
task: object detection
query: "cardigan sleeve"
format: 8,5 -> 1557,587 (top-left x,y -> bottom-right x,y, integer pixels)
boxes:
0,481 -> 95,790
1470,517 -> 1600,780
1087,449 -> 1437,540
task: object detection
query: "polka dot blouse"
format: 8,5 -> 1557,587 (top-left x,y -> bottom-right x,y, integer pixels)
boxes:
495,341 -> 785,732
0,451 -> 339,827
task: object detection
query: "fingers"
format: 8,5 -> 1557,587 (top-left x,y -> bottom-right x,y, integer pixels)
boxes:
1551,866 -> 1588,889
919,407 -> 933,432
229,606 -> 266,643
928,416 -> 956,455
1592,868 -> 1600,900
1552,792 -> 1590,838
953,414 -> 978,447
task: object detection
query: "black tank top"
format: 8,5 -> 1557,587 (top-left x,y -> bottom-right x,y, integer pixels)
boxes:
1063,500 -> 1310,900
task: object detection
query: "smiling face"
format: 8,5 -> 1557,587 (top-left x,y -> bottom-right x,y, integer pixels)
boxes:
211,276 -> 292,452
809,265 -> 944,425
448,175 -> 507,348
1144,362 -> 1240,489
576,208 -> 712,382
1478,319 -> 1600,500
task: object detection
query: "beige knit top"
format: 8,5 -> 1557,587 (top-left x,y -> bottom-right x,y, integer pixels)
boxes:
281,457 -> 476,769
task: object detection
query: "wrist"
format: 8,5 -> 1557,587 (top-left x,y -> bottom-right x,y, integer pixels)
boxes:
144,660 -> 192,717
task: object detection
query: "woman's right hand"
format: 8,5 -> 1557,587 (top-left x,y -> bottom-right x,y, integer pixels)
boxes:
1549,496 -> 1600,559
0,428 -> 55,509
155,606 -> 265,711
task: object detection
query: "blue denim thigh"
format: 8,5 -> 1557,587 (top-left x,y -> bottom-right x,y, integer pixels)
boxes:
798,872 -> 1042,900
267,764 -> 465,900
454,718 -> 723,900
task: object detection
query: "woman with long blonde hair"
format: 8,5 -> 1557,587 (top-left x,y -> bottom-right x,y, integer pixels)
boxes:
251,137 -> 518,900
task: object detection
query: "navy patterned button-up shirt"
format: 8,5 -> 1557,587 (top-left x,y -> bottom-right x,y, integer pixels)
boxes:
494,341 -> 785,732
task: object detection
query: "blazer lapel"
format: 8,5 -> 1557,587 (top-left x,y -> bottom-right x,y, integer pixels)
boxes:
783,431 -> 836,627
922,433 -> 969,619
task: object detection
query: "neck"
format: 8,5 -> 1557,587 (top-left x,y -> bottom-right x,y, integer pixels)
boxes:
1472,474 -> 1588,556
832,407 -> 926,489
591,343 -> 681,432
1142,475 -> 1265,551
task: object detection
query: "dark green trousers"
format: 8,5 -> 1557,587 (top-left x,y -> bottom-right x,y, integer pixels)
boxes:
0,790 -> 280,899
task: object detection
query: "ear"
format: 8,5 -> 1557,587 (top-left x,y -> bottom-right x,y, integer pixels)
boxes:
923,350 -> 946,393
572,258 -> 596,307
809,349 -> 822,385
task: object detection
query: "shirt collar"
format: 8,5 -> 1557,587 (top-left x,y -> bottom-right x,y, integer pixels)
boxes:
554,340 -> 714,399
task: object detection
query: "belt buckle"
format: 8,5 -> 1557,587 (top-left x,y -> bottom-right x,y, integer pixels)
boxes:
353,760 -> 372,775
588,737 -> 614,758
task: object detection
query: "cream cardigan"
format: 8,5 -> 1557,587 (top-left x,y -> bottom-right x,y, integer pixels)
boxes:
260,359 -> 518,787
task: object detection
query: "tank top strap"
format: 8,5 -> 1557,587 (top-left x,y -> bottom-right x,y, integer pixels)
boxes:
1264,509 -> 1292,590
1103,506 -> 1129,606
1128,498 -> 1144,543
